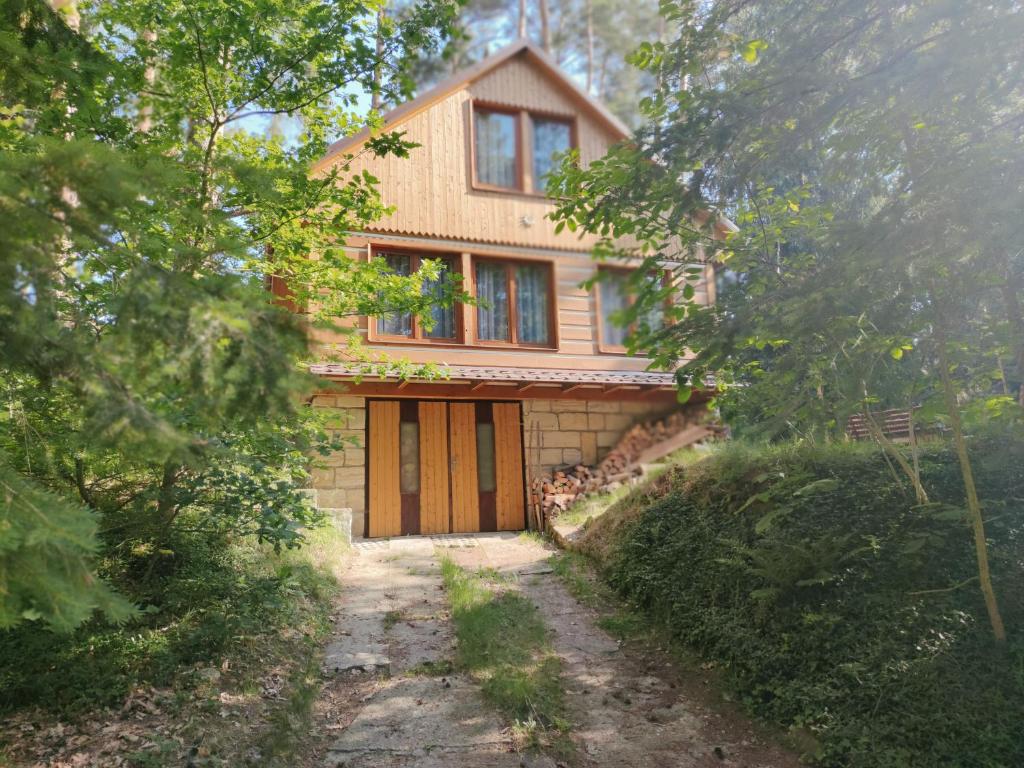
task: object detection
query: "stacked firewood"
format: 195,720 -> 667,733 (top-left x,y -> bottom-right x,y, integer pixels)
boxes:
530,412 -> 717,520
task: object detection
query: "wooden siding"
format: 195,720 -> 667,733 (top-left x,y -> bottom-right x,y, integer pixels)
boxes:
323,55 -> 619,251
308,48 -> 715,372
469,56 -> 613,166
448,402 -> 480,532
368,401 -> 402,537
493,402 -> 526,531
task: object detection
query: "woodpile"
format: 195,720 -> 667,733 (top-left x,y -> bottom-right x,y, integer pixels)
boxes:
529,413 -> 721,522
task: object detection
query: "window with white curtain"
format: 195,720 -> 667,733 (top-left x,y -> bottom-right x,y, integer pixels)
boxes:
598,268 -> 666,352
515,263 -> 550,345
473,104 -> 576,194
474,109 -> 517,189
598,270 -> 630,349
531,116 -> 572,188
375,251 -> 458,342
474,261 -> 510,341
474,259 -> 552,346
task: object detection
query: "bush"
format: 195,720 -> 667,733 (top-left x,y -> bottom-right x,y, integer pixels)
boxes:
588,434 -> 1024,768
0,521 -> 342,715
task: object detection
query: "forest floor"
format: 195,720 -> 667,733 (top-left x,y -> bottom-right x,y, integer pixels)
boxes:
1,531 -> 799,768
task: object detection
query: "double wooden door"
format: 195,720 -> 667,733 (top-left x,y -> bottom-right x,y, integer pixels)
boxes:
367,400 -> 526,537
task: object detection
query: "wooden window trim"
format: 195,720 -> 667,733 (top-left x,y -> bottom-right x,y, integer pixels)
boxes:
367,245 -> 464,345
528,111 -> 577,196
595,266 -> 669,355
470,102 -> 524,193
469,100 -> 578,198
472,256 -> 559,350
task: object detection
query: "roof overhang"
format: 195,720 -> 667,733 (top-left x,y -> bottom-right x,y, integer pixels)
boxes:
309,364 -> 707,403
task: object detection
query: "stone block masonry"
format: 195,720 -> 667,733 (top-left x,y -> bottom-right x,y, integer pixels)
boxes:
309,394 -> 367,538
523,398 -> 679,478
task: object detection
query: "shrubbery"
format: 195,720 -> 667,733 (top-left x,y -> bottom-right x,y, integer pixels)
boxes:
586,434 -> 1024,767
0,521 -> 343,715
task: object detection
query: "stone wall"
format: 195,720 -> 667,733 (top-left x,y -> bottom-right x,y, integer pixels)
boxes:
522,399 -> 679,475
309,394 -> 367,537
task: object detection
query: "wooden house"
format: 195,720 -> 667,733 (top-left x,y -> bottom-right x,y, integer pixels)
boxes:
304,40 -> 720,539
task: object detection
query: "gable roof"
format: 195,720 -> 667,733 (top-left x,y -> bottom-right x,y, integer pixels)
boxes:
311,39 -> 631,174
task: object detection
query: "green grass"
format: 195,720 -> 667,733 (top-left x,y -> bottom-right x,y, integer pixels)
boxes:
439,557 -> 569,750
550,551 -> 646,642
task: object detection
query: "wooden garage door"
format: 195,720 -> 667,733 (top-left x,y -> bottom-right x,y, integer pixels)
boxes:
366,400 -> 525,537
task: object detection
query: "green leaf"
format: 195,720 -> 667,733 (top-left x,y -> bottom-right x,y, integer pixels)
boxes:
793,478 -> 840,497
754,505 -> 792,534
740,39 -> 768,62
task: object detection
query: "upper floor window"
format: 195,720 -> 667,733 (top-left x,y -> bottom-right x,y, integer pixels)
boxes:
475,258 -> 553,347
597,267 -> 666,354
472,103 -> 575,194
474,109 -> 518,189
376,251 -> 458,342
531,116 -> 572,187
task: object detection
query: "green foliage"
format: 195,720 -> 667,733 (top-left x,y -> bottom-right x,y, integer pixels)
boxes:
595,437 -> 1024,767
0,462 -> 134,631
0,0 -> 459,630
0,522 -> 344,716
549,1 -> 1024,440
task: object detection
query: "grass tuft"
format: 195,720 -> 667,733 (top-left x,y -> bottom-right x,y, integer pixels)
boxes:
439,557 -> 569,749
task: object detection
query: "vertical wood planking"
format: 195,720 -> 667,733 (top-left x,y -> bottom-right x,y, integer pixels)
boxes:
493,402 -> 526,531
418,401 -> 451,534
449,402 -> 480,532
368,401 -> 402,537
321,56 -> 634,253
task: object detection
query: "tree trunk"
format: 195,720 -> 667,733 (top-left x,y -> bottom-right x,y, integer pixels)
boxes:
933,299 -> 1007,643
138,29 -> 157,133
371,9 -> 385,111
539,0 -> 551,53
1000,260 -> 1024,405
518,0 -> 527,39
585,0 -> 594,93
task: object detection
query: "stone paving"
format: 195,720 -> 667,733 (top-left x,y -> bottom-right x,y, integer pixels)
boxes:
322,536 -> 520,768
322,532 -> 798,768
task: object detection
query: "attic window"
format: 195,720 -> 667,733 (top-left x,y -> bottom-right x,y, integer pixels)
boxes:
474,109 -> 518,188
531,116 -> 572,188
472,102 -> 575,194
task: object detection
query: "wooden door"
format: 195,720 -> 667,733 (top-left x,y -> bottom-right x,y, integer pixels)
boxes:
367,399 -> 524,537
493,402 -> 526,531
418,401 -> 450,534
449,402 -> 481,532
368,400 -> 401,537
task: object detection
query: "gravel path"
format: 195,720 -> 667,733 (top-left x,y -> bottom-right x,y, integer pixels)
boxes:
316,532 -> 798,768
444,533 -> 801,768
320,536 -> 520,768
